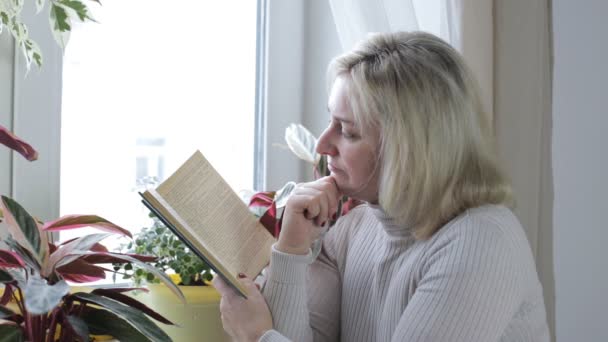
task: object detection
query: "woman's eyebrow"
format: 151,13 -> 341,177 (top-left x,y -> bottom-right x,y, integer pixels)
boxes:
328,105 -> 354,124
333,116 -> 354,124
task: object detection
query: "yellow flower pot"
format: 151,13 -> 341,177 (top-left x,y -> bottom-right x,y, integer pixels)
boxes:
131,284 -> 229,342
0,284 -> 228,342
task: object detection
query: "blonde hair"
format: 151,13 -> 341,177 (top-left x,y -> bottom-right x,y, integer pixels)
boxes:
327,31 -> 513,239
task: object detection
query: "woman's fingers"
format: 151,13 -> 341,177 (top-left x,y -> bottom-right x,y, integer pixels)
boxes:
293,179 -> 340,225
293,188 -> 330,225
212,275 -> 241,300
215,274 -> 273,341
212,275 -> 229,294
303,176 -> 341,216
278,176 -> 343,255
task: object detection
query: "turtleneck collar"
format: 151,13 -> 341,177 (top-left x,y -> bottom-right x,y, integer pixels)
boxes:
366,202 -> 414,240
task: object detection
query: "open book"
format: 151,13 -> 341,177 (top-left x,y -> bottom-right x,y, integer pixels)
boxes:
140,150 -> 276,298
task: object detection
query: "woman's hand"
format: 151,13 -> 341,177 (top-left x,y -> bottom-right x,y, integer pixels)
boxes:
212,274 -> 272,342
277,176 -> 341,255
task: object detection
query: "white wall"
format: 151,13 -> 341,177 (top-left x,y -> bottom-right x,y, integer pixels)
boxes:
552,1 -> 608,341
267,0 -> 341,184
301,0 -> 341,180
0,3 -> 62,223
0,30 -> 14,244
0,30 -> 14,196
264,0 -> 308,190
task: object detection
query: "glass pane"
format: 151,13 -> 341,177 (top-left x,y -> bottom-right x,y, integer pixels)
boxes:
60,1 -> 257,248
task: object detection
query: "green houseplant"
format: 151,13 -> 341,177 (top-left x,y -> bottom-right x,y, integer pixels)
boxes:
0,0 -> 99,70
0,127 -> 186,341
114,213 -> 214,287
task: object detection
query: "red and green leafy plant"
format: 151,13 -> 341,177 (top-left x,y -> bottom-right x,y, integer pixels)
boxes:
1,124 -> 185,341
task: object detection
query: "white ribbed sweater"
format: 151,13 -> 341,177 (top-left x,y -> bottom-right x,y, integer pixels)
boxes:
260,204 -> 550,342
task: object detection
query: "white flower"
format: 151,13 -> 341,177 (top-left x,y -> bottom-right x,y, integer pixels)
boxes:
285,123 -> 319,165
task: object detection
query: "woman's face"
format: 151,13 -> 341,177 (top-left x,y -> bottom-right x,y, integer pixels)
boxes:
316,76 -> 381,203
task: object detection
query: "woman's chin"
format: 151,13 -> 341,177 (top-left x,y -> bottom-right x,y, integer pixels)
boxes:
336,182 -> 379,203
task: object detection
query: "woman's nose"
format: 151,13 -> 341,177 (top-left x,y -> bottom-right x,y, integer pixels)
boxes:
316,128 -> 338,157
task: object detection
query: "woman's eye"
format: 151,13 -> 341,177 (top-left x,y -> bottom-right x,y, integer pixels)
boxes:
342,131 -> 359,140
329,119 -> 358,139
341,131 -> 354,138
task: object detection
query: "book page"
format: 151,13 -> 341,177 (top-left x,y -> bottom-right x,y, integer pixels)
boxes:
155,151 -> 275,280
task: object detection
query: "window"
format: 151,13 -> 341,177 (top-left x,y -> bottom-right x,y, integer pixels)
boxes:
60,1 -> 260,246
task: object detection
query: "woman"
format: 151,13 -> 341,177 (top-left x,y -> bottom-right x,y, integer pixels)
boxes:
213,31 -> 550,342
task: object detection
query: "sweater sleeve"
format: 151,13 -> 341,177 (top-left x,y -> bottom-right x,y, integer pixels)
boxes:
261,226 -> 344,342
390,214 -> 526,342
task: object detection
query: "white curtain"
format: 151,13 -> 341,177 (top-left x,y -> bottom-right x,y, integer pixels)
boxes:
441,0 -> 493,122
328,0 -> 419,51
328,0 -> 493,121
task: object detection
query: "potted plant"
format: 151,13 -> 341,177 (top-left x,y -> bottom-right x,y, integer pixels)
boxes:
0,126 -> 186,341
113,213 -> 214,287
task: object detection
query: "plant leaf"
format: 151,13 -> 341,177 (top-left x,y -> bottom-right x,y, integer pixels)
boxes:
82,308 -> 152,342
73,293 -> 171,342
60,239 -> 108,252
49,4 -> 71,48
35,0 -> 46,14
21,39 -> 43,68
285,123 -> 318,164
82,252 -> 156,265
0,196 -> 46,264
248,205 -> 269,218
91,287 -> 149,294
45,233 -> 111,275
91,289 -> 174,325
65,315 -> 89,342
57,259 -> 106,283
43,215 -> 132,238
5,269 -> 25,288
56,0 -> 94,22
0,12 -> 7,27
274,181 -> 297,208
0,250 -> 25,268
23,275 -> 69,315
0,0 -> 24,16
0,269 -> 13,283
8,16 -> 27,41
3,237 -> 41,272
0,284 -> 14,306
247,191 -> 274,218
72,252 -> 184,303
0,323 -> 24,342
0,306 -> 17,319
0,125 -> 38,161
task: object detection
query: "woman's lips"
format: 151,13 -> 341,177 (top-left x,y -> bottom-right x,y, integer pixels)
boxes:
328,163 -> 342,173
